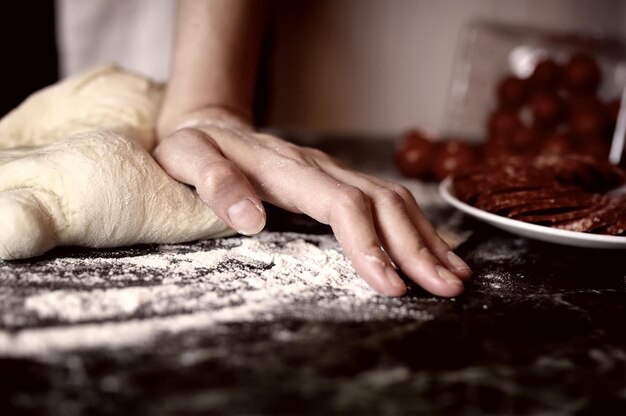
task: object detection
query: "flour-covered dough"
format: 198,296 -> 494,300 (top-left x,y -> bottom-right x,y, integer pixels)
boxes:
0,66 -> 234,260
0,65 -> 163,151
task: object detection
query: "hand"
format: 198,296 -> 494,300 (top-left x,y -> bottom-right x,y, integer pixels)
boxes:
153,110 -> 472,297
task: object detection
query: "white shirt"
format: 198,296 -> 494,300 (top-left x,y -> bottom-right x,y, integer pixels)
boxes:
56,0 -> 175,82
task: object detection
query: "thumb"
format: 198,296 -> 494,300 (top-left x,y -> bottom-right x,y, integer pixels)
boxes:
153,128 -> 266,235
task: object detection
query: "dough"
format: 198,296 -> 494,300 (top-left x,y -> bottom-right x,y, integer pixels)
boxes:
0,66 -> 234,260
0,65 -> 163,151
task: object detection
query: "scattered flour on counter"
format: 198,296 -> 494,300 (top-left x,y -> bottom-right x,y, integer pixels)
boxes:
482,273 -> 505,289
0,232 -> 434,357
467,238 -> 529,264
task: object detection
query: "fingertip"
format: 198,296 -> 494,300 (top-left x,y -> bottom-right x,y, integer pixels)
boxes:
383,267 -> 408,297
226,198 -> 266,235
455,267 -> 473,281
352,250 -> 408,297
401,256 -> 466,298
441,282 -> 465,298
446,251 -> 472,280
433,265 -> 466,297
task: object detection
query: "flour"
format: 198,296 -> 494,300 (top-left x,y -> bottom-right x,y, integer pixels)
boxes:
0,232 -> 435,357
466,237 -> 529,264
482,272 -> 506,290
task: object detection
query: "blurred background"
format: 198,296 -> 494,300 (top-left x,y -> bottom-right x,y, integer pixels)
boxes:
266,0 -> 626,137
2,0 -> 626,138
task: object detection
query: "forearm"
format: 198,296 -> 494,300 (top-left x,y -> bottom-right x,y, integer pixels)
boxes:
158,0 -> 268,137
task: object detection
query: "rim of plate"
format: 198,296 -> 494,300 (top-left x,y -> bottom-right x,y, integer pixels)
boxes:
438,176 -> 626,246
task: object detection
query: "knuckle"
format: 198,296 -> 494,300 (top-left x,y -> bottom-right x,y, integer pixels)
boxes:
389,184 -> 413,201
172,127 -> 207,144
337,186 -> 369,211
280,145 -> 308,163
160,128 -> 209,152
198,160 -> 238,194
274,143 -> 320,166
372,187 -> 405,209
305,147 -> 332,162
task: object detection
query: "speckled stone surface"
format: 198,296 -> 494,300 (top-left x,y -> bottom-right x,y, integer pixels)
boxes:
1,140 -> 625,415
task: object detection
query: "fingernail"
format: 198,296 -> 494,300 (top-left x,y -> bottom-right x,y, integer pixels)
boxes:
385,268 -> 406,290
435,265 -> 463,285
227,199 -> 265,235
363,253 -> 405,294
447,251 -> 471,275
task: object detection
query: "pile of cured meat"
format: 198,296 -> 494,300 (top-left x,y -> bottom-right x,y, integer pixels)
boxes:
452,154 -> 626,235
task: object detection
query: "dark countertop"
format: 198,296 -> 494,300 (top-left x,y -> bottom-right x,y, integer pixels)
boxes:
1,139 -> 625,415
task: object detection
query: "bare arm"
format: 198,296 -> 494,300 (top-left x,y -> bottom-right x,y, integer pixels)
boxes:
158,0 -> 267,135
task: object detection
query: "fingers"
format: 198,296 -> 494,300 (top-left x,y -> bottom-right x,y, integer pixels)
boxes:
328,184 -> 408,297
365,186 -> 465,297
400,189 -> 473,279
154,128 -> 469,298
359,172 -> 472,279
248,157 -> 407,296
153,128 -> 266,235
319,166 -> 471,296
0,189 -> 58,260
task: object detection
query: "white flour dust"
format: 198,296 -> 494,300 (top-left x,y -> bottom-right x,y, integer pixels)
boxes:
0,232 -> 434,357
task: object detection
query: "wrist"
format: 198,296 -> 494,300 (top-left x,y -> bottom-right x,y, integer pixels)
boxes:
157,105 -> 254,139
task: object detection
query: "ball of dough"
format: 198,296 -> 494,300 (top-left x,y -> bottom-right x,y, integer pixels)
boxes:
0,65 -> 163,151
0,66 -> 235,260
0,132 -> 233,260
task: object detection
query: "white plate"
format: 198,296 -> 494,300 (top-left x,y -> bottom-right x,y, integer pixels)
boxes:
439,177 -> 626,249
